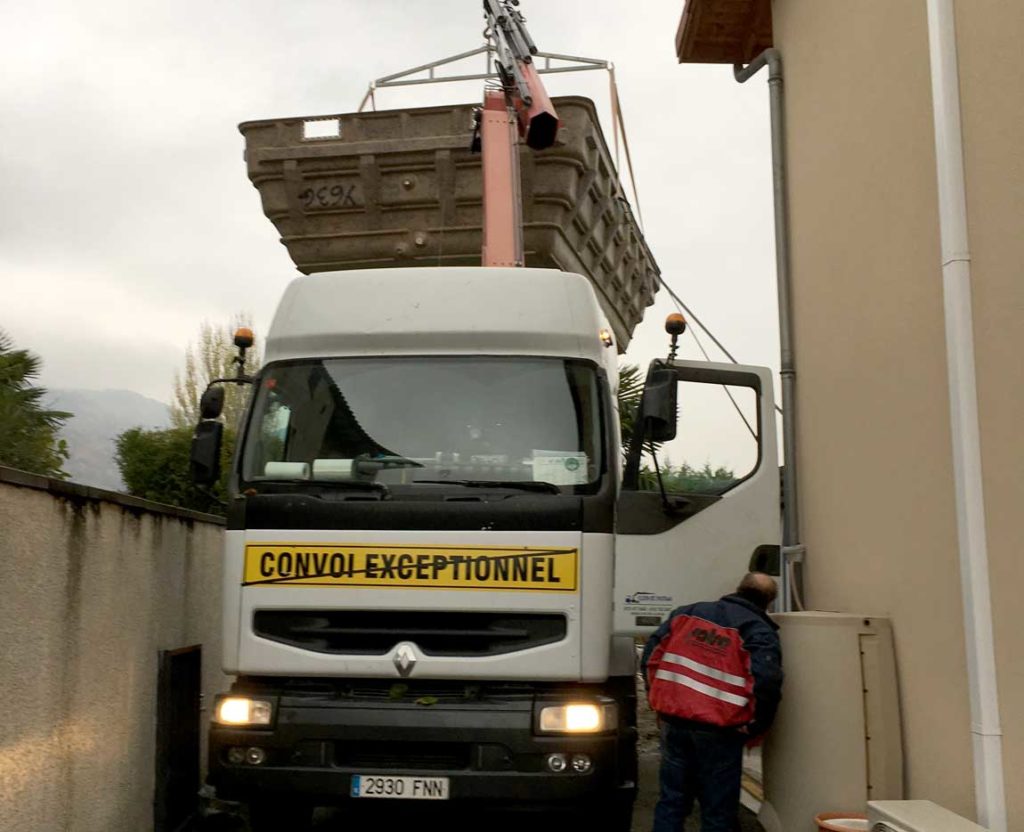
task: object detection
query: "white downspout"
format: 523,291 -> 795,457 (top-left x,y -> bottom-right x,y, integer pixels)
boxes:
924,2 -> 1006,830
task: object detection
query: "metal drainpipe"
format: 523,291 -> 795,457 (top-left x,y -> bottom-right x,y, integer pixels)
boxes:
925,1 -> 1006,828
734,50 -> 803,611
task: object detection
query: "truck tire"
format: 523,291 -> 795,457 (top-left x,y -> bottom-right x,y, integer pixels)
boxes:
246,801 -> 313,832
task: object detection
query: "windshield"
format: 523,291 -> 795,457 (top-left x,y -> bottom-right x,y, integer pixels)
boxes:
240,357 -> 605,494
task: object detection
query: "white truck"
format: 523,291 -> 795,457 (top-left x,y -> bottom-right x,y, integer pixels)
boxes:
188,6 -> 780,827
190,266 -> 779,829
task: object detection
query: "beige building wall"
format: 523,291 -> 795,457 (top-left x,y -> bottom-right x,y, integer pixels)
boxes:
955,2 -> 1024,828
0,469 -> 228,832
771,0 -> 1024,826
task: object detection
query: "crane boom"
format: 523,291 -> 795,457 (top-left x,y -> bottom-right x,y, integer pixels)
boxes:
480,0 -> 559,266
483,0 -> 559,149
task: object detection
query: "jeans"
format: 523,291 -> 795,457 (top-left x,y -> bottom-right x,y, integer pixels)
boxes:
652,720 -> 746,832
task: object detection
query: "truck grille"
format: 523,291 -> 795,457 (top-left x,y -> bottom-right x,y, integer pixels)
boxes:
333,741 -> 470,771
253,610 -> 567,657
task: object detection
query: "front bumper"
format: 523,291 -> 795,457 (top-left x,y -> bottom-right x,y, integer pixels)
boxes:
209,691 -> 634,808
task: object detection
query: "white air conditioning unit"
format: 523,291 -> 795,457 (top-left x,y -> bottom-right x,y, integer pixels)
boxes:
868,800 -> 986,832
759,613 -> 903,832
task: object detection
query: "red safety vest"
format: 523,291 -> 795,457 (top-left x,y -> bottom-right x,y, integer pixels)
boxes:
646,613 -> 756,727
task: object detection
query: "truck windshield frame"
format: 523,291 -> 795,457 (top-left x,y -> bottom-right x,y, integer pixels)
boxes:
238,356 -> 608,497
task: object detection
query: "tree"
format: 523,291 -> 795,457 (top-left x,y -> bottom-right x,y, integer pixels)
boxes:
617,362 -> 645,452
115,425 -> 235,513
618,361 -> 664,470
170,315 -> 262,431
116,316 -> 259,513
657,461 -> 738,495
0,331 -> 72,478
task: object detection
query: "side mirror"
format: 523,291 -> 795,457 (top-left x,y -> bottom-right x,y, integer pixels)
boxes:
190,421 -> 224,485
641,368 -> 678,443
199,386 -> 225,420
749,544 -> 781,576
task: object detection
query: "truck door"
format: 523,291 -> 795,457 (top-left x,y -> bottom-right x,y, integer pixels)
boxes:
614,360 -> 780,634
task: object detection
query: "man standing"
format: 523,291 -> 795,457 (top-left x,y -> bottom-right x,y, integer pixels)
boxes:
641,572 -> 783,832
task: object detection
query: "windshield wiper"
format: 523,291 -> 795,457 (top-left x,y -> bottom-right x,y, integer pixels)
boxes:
412,479 -> 562,495
251,479 -> 391,498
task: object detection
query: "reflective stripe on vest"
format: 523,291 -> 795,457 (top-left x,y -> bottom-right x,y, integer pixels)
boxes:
661,652 -> 748,689
653,668 -> 751,707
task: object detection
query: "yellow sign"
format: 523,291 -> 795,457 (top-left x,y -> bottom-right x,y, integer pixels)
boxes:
243,544 -> 578,592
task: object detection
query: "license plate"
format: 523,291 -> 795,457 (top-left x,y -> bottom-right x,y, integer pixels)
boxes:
350,775 -> 450,800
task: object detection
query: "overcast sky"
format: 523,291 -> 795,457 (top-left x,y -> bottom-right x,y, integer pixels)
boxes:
1,0 -> 778,471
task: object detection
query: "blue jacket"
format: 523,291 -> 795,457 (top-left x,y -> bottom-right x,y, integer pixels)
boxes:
641,593 -> 783,736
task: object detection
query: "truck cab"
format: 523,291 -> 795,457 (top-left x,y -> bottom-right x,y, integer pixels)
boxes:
194,266 -> 779,829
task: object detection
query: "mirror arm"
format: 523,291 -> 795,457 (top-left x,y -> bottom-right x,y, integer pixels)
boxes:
648,441 -> 674,514
193,483 -> 227,509
207,375 -> 253,388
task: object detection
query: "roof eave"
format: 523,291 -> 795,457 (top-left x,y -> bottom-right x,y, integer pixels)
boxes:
675,0 -> 774,65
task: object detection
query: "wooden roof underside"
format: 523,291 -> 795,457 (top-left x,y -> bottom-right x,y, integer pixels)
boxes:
675,0 -> 773,64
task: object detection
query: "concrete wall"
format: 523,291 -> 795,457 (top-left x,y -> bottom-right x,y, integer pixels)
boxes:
770,0 -> 1024,826
0,467 -> 227,832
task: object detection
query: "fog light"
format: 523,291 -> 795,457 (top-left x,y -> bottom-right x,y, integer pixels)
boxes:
245,747 -> 267,766
226,747 -> 246,766
546,753 -> 568,773
571,754 -> 593,773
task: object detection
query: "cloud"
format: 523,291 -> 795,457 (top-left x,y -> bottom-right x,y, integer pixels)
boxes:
2,0 -> 781,467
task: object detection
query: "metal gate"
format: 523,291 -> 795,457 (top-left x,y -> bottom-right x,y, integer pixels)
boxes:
154,645 -> 202,832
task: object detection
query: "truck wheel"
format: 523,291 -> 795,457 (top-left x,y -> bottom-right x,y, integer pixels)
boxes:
246,801 -> 313,832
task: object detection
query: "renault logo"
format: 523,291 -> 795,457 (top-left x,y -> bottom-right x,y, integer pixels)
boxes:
393,643 -> 417,677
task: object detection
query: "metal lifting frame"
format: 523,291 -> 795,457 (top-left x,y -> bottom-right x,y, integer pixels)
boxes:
355,0 -> 647,267
356,15 -> 610,268
356,45 -> 610,113
355,42 -> 644,259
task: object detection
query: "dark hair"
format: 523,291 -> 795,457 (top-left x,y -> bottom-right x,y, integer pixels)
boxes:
735,572 -> 778,611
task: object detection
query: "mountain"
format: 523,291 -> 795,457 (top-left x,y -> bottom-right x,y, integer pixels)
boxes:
47,389 -> 171,491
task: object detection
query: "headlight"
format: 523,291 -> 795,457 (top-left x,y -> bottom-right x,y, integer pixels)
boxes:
537,702 -> 616,733
215,696 -> 273,726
